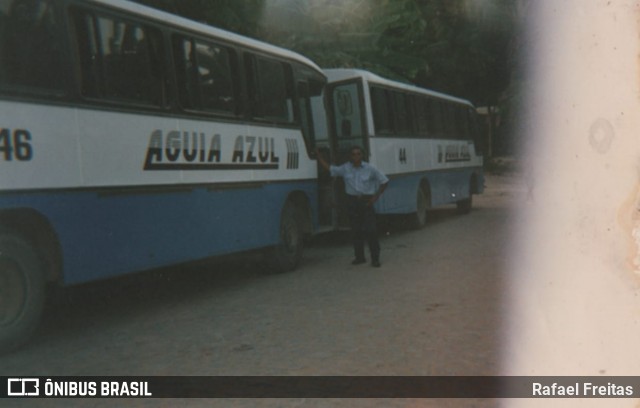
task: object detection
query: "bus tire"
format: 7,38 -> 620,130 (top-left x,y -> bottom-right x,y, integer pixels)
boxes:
0,233 -> 46,354
410,187 -> 429,229
456,195 -> 472,214
268,202 -> 303,273
457,179 -> 475,214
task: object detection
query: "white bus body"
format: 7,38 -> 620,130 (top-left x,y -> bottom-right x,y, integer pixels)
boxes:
321,69 -> 484,228
0,0 -> 325,351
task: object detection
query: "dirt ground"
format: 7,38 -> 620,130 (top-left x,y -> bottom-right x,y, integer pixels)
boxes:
0,173 -> 524,408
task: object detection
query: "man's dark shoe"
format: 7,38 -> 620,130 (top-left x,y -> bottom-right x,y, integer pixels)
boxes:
371,260 -> 381,267
351,258 -> 366,265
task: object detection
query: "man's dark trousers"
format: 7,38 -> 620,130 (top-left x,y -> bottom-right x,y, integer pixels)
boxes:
347,195 -> 380,262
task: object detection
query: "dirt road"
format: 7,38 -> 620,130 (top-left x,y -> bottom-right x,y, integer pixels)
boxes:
0,174 -> 523,408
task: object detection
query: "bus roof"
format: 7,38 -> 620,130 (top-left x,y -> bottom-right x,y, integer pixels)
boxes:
323,68 -> 473,106
87,0 -> 325,77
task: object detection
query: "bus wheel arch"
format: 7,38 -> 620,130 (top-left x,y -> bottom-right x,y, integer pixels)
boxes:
456,173 -> 477,214
470,172 -> 480,194
286,191 -> 313,237
0,209 -> 61,353
0,229 -> 47,353
267,193 -> 310,273
410,179 -> 431,229
0,209 -> 62,283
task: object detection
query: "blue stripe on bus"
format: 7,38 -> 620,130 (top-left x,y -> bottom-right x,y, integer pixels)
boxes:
0,181 -> 317,285
379,167 -> 484,214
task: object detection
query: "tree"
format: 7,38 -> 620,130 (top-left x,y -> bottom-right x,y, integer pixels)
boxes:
254,0 -> 386,71
257,0 -> 520,101
132,0 -> 264,37
372,0 -> 525,156
132,0 -> 519,104
131,0 -> 523,156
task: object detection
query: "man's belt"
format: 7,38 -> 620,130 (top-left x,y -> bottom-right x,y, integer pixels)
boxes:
348,194 -> 374,200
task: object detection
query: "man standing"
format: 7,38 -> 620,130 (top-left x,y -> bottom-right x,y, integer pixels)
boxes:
316,146 -> 389,267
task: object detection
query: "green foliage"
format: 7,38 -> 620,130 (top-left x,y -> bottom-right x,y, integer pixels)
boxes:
133,0 -> 264,37
131,0 -> 520,105
256,0 -> 520,108
131,0 -> 523,154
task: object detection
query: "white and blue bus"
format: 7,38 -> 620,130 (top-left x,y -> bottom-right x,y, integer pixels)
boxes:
0,0 -> 327,351
318,69 -> 484,229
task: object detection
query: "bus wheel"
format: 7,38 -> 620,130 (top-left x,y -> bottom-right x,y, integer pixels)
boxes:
410,187 -> 428,229
0,233 -> 45,354
268,202 -> 303,272
456,196 -> 472,214
457,183 -> 474,214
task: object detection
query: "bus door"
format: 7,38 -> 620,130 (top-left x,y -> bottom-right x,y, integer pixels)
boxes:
324,79 -> 368,228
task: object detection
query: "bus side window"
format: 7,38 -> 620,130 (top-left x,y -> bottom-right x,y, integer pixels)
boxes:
415,96 -> 429,138
440,102 -> 450,139
244,54 -> 260,117
456,105 -> 470,140
434,99 -> 447,139
426,98 -> 437,137
370,86 -> 393,135
393,92 -> 415,136
73,14 -> 101,98
173,36 -> 237,114
72,8 -> 165,106
0,0 -> 66,93
245,54 -> 294,123
173,37 -> 199,109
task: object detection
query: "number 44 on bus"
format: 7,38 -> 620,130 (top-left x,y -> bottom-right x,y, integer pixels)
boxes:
0,0 -> 482,353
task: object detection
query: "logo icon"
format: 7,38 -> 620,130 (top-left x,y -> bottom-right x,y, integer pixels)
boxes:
399,148 -> 407,164
7,378 -> 39,396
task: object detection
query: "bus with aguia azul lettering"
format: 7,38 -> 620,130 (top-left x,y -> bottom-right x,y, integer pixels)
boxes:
0,0 -> 484,353
0,0 -> 327,352
317,69 -> 484,230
